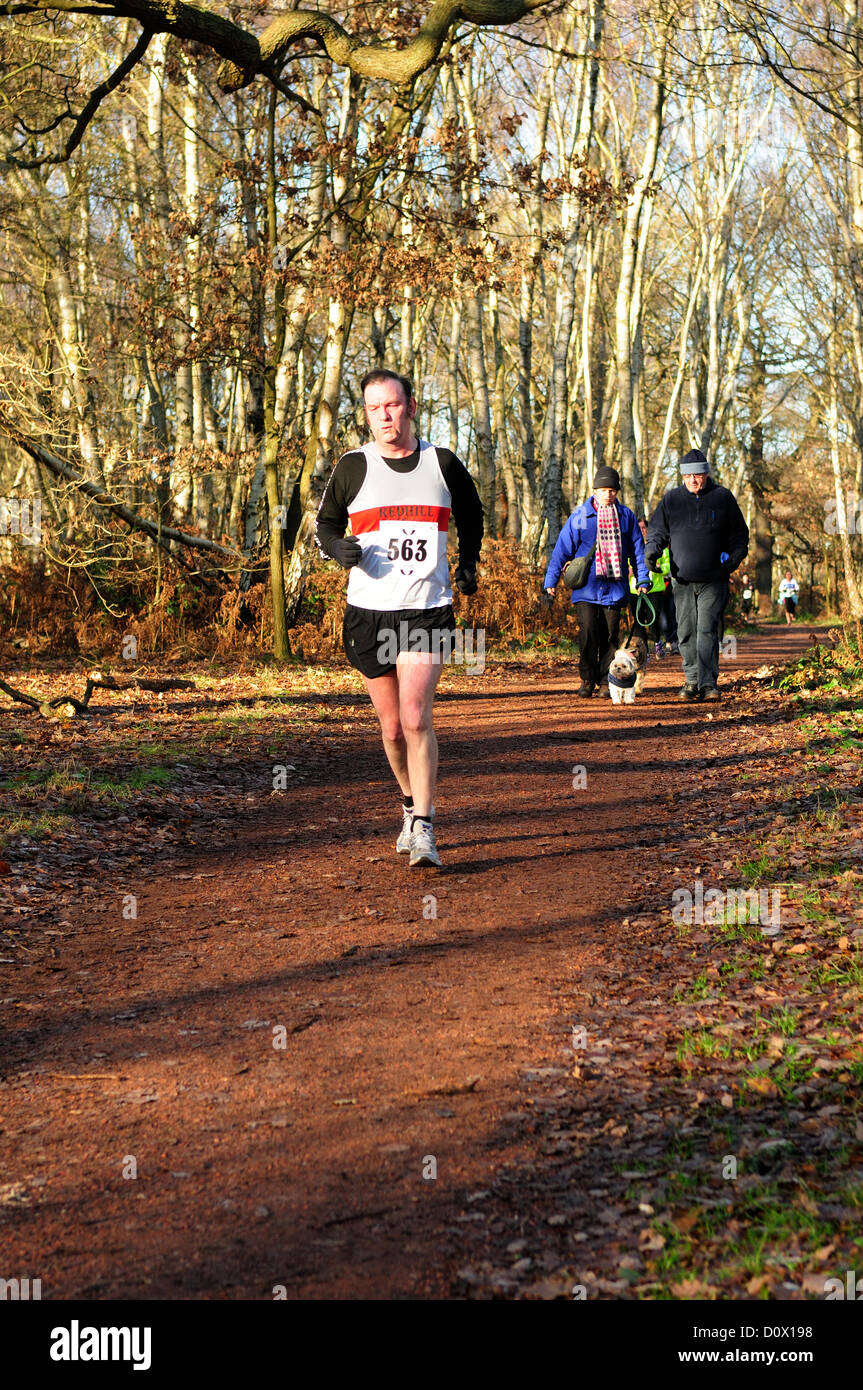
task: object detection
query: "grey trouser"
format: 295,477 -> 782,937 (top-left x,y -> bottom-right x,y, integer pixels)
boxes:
671,579 -> 729,690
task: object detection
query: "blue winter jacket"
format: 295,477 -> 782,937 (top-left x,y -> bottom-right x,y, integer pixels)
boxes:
544,498 -> 649,605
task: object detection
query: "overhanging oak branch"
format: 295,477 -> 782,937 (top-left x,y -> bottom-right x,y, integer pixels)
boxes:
231,0 -> 559,88
5,1 -> 558,92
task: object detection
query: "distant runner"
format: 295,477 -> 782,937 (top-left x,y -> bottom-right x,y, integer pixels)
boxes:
778,570 -> 799,624
316,369 -> 484,868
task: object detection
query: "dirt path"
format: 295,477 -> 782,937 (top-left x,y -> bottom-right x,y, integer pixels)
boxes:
0,624 -> 821,1298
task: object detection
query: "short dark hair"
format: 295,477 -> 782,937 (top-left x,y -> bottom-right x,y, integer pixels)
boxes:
360,368 -> 413,403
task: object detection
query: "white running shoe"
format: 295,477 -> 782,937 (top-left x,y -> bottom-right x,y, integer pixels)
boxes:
409,817 -> 441,868
397,803 -> 434,854
396,804 -> 413,854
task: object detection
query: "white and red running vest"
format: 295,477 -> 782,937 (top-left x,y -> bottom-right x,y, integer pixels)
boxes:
346,440 -> 452,611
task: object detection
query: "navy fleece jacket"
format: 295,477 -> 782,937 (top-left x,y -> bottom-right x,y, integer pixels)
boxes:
646,479 -> 748,583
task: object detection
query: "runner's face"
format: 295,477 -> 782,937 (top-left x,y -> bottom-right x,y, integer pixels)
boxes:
684,472 -> 708,492
363,381 -> 417,452
594,487 -> 618,507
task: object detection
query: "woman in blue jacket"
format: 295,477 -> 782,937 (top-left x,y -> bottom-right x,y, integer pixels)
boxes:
544,466 -> 650,697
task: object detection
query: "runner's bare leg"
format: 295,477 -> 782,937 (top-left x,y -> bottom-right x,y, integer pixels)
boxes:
363,671 -> 411,798
395,651 -> 444,818
364,654 -> 444,816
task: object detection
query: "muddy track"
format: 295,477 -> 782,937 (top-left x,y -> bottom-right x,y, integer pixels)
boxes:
0,625 -> 817,1299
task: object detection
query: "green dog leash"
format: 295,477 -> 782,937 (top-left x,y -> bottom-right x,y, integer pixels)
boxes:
635,591 -> 657,629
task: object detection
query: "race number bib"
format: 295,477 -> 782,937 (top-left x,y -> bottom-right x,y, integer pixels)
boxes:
379,518 -> 438,578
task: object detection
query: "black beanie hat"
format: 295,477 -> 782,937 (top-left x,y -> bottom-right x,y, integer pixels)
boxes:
593,466 -> 621,490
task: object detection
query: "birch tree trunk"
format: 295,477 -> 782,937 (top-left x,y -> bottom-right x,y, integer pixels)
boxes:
514,55 -> 555,539
52,250 -> 102,482
120,111 -> 169,452
262,87 -> 289,659
453,60 -> 499,532
614,27 -> 667,514
464,293 -> 495,530
532,0 -> 604,562
827,330 -> 863,615
163,42 -> 194,515
447,299 -> 461,455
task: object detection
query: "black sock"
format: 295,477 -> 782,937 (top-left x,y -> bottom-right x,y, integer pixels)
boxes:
402,794 -> 413,809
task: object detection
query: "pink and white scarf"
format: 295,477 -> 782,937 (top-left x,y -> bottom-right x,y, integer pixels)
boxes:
594,503 -> 622,579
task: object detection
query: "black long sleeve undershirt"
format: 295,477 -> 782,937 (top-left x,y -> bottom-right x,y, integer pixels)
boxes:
316,445 -> 484,569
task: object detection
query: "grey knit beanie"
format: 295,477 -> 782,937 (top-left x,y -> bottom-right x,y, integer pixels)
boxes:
680,449 -> 709,475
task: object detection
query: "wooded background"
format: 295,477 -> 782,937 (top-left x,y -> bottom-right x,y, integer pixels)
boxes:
2,1 -> 863,657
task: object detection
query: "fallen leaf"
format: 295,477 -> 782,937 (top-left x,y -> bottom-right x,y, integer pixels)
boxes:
746,1275 -> 770,1295
672,1209 -> 700,1234
639,1228 -> 666,1251
801,1273 -> 829,1295
670,1278 -> 712,1297
746,1076 -> 779,1096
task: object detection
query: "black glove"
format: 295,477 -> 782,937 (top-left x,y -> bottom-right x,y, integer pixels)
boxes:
454,565 -> 478,596
539,589 -> 553,610
645,553 -> 659,571
331,536 -> 362,569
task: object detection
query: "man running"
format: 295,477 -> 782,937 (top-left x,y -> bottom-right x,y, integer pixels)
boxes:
315,369 -> 484,868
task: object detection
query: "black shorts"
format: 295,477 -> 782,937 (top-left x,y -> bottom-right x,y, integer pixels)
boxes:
343,603 -> 456,679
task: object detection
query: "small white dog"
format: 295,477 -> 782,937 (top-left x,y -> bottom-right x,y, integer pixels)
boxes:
607,636 -> 648,704
607,649 -> 638,703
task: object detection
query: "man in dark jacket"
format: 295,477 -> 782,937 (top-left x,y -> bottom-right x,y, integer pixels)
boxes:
645,448 -> 748,702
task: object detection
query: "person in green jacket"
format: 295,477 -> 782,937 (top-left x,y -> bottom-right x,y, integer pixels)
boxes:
628,522 -> 677,656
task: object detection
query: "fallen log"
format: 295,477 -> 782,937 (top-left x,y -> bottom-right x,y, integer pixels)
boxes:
0,673 -> 195,719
